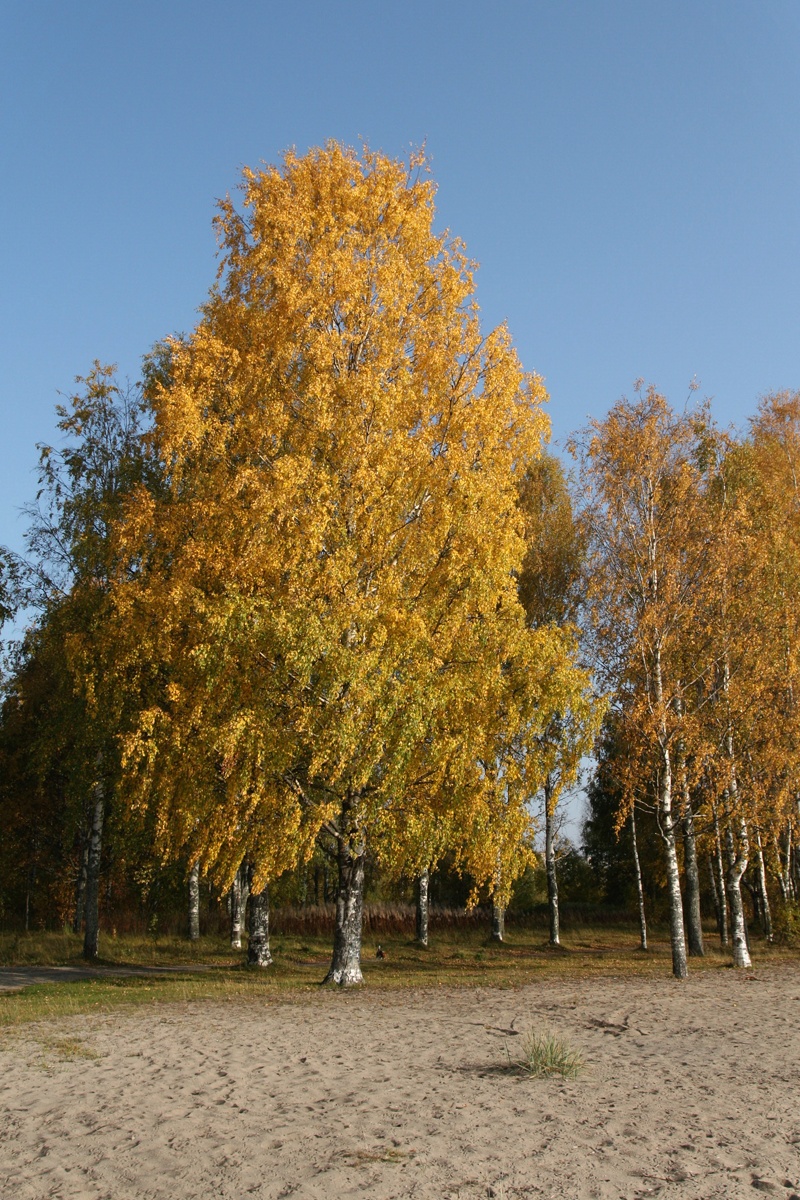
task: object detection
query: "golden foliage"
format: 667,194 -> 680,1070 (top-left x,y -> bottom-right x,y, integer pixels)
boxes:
112,144 -> 595,896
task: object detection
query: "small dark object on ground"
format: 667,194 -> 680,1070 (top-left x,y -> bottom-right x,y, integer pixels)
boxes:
376,945 -> 386,959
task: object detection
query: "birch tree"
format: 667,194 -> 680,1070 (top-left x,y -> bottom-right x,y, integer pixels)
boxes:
516,452 -> 595,946
573,386 -> 714,979
115,144 -> 594,985
14,367 -> 151,957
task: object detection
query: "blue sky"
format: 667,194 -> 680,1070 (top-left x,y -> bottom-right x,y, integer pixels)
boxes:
2,0 -> 799,562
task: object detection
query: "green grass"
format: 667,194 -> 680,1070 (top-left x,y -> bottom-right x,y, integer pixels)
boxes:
0,924 -> 796,1029
506,1027 -> 584,1079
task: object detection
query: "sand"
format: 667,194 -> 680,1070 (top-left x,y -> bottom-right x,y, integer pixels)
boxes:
1,964 -> 799,1200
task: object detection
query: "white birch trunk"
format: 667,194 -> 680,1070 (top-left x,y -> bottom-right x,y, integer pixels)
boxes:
415,868 -> 430,947
230,859 -> 249,949
722,685 -> 752,968
713,803 -> 729,946
725,821 -> 752,969
323,797 -> 365,985
754,826 -> 773,942
247,883 -> 272,967
544,774 -> 560,947
776,823 -> 795,901
653,647 -> 688,979
188,861 -> 201,941
631,806 -> 647,951
491,902 -> 506,942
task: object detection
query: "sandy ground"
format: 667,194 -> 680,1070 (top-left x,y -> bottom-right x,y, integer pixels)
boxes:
1,965 -> 799,1200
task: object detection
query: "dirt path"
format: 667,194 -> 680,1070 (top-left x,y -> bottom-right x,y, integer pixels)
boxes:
0,963 -> 210,992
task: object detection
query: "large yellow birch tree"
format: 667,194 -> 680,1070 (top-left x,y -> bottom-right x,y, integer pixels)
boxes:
115,144 -> 595,984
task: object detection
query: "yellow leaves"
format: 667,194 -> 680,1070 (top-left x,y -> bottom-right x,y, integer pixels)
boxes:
110,142 -> 595,892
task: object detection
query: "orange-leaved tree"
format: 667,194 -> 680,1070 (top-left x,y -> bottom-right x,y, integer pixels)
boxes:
572,385 -> 715,979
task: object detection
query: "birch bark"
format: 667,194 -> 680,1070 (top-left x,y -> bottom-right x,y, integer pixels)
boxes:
247,883 -> 272,967
725,821 -> 752,968
712,804 -> 729,945
631,806 -> 648,951
415,868 -> 430,947
754,826 -> 773,942
491,902 -> 506,943
230,859 -> 249,949
776,824 -> 795,901
323,797 -> 366,986
544,773 -> 560,947
188,861 -> 200,941
653,645 -> 688,979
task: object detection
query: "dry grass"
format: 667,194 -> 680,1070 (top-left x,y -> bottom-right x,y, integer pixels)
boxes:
506,1027 -> 584,1078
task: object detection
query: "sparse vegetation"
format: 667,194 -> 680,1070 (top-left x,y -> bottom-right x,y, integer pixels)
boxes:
506,1027 -> 584,1079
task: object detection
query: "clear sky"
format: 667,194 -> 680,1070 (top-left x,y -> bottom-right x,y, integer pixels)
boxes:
2,0 -> 799,559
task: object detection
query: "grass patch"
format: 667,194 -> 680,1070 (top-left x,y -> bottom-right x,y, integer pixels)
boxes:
0,924 -> 796,1029
37,1034 -> 102,1062
506,1027 -> 584,1079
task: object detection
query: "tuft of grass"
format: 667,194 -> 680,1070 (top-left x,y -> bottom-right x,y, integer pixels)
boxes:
38,1035 -> 102,1062
506,1027 -> 584,1079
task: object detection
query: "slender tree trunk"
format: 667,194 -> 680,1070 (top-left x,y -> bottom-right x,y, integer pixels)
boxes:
83,773 -> 105,961
712,803 -> 729,946
652,644 -> 687,978
544,774 -> 560,947
657,746 -> 688,978
631,806 -> 647,951
721,691 -> 752,969
726,821 -> 752,969
230,859 -> 249,949
247,882 -> 272,967
415,868 -> 430,947
73,834 -> 89,934
188,860 -> 201,941
754,826 -> 773,942
491,901 -> 505,942
682,793 -> 704,957
323,798 -> 366,985
776,823 -> 795,901
708,855 -> 723,937
675,696 -> 703,957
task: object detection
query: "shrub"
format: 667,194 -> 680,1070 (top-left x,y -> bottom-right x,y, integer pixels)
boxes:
772,901 -> 800,947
